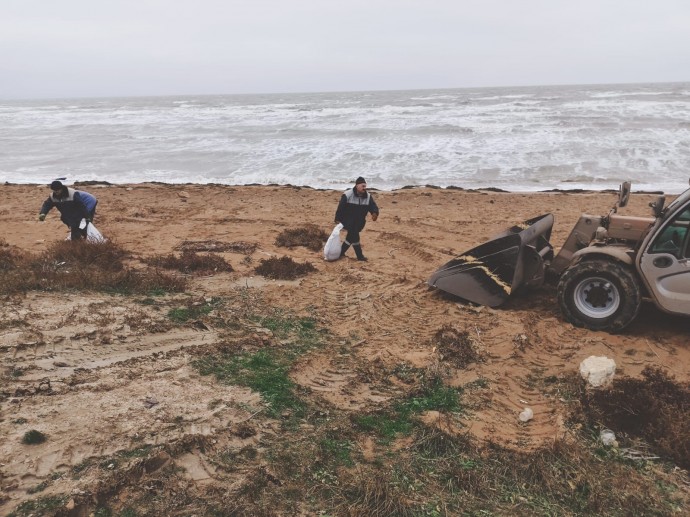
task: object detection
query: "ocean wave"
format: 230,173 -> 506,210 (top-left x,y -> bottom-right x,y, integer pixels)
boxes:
411,124 -> 473,135
2,83 -> 689,194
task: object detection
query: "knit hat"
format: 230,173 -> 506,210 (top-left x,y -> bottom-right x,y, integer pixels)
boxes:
50,180 -> 64,190
355,177 -> 366,185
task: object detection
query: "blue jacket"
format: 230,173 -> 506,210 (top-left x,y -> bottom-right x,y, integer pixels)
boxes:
40,188 -> 98,227
335,188 -> 379,232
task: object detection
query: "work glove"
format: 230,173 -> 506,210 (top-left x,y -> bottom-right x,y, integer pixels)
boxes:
38,213 -> 46,221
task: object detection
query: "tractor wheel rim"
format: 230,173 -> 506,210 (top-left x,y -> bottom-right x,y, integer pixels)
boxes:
573,276 -> 620,319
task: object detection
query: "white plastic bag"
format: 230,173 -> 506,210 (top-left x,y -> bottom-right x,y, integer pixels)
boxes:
66,219 -> 107,243
323,223 -> 344,261
85,222 -> 106,243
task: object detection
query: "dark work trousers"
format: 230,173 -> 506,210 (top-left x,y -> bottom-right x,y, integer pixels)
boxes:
345,228 -> 365,259
345,228 -> 361,246
69,207 -> 97,240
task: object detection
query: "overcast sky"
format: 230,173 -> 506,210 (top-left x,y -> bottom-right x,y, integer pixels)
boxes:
2,0 -> 689,99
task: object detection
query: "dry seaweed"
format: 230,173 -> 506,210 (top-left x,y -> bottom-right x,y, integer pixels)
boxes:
254,256 -> 316,280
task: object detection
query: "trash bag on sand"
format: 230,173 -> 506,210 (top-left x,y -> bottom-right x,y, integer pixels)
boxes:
323,223 -> 344,261
65,219 -> 106,243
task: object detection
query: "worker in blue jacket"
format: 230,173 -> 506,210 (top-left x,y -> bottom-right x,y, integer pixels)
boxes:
335,176 -> 379,261
38,180 -> 98,240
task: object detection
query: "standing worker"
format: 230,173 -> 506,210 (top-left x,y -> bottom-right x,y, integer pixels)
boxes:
335,177 -> 379,261
38,180 -> 98,240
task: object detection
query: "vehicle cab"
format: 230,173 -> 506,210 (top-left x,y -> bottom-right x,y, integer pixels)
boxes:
638,183 -> 690,315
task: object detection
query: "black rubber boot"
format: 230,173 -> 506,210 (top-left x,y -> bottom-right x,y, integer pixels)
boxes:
340,242 -> 350,257
353,244 -> 367,261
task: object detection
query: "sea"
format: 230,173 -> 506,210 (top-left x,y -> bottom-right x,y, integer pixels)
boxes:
1,82 -> 689,194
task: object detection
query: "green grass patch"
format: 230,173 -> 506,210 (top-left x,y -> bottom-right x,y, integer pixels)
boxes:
256,313 -> 316,338
168,305 -> 211,323
396,378 -> 461,415
26,480 -> 50,494
353,412 -> 415,441
117,445 -> 152,459
353,378 -> 462,442
7,495 -> 69,517
71,458 -> 93,479
318,436 -> 355,467
194,311 -> 326,418
99,458 -> 120,470
167,298 -> 220,323
254,311 -> 324,354
195,349 -> 305,418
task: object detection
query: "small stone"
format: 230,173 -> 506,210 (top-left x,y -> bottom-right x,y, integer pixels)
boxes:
143,396 -> 159,409
600,429 -> 618,447
579,356 -> 616,387
518,407 -> 533,422
178,191 -> 190,199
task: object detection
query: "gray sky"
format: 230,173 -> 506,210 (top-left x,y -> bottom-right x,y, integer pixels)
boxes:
2,0 -> 689,99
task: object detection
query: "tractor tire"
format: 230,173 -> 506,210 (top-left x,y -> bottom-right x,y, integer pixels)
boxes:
557,259 -> 641,333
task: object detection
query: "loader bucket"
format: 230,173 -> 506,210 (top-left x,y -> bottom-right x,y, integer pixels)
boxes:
428,213 -> 555,307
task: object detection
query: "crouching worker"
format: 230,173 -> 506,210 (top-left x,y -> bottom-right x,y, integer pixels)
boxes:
38,180 -> 98,240
335,176 -> 379,261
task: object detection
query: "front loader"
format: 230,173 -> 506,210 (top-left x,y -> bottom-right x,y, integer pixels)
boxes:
428,181 -> 690,332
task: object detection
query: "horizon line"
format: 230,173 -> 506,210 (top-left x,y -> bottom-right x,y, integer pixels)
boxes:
2,79 -> 689,103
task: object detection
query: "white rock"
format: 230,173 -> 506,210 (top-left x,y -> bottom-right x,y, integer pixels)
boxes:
518,407 -> 533,422
600,429 -> 618,447
579,356 -> 616,387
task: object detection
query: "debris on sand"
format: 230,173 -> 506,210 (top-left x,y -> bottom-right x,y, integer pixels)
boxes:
275,224 -> 328,252
254,256 -> 316,280
175,240 -> 258,254
432,324 -> 483,368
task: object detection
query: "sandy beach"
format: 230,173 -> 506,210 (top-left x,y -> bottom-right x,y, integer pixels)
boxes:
1,182 -> 688,515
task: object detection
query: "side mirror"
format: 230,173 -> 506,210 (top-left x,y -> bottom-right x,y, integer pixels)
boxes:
618,181 -> 631,209
649,195 -> 666,218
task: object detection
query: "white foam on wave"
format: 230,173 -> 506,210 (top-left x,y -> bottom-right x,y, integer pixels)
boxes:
590,91 -> 673,98
2,84 -> 690,194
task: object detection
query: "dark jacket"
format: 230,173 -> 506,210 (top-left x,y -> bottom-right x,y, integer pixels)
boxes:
40,188 -> 98,227
335,188 -> 379,232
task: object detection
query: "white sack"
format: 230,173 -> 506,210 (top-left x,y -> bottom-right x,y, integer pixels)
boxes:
66,219 -> 107,243
323,223 -> 344,261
